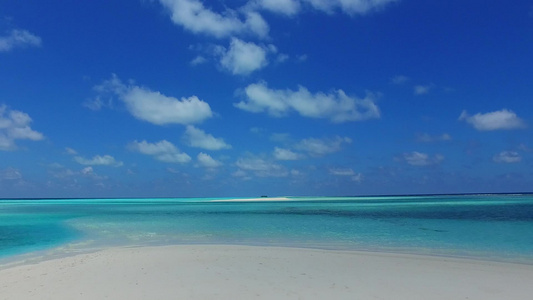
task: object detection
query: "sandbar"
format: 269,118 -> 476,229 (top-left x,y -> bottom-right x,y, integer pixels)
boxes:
1,245 -> 533,300
209,197 -> 290,202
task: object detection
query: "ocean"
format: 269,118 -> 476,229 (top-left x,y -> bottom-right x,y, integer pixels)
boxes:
1,194 -> 533,264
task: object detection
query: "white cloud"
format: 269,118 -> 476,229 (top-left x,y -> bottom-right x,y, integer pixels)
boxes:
276,53 -> 289,63
391,75 -> 409,85
232,169 -> 249,178
290,169 -> 302,176
129,140 -> 191,163
236,157 -> 288,177
183,125 -> 231,150
159,0 -> 396,40
125,90 -> 212,125
329,168 -> 355,176
65,147 -> 78,155
250,127 -> 265,134
416,133 -> 451,143
244,11 -> 270,38
296,54 -> 308,62
235,82 -> 380,122
80,166 -> 94,175
329,168 -> 363,182
414,84 -> 432,95
0,29 -> 42,52
295,136 -> 351,156
83,96 -> 113,111
74,155 -> 123,167
251,0 -> 301,16
402,152 -> 444,166
493,151 -> 521,163
49,167 -> 76,179
270,132 -> 291,142
94,75 -> 213,125
190,55 -> 208,65
303,0 -> 398,15
217,38 -> 271,75
0,105 -> 44,151
159,0 -> 269,39
0,167 -> 22,180
459,109 -> 526,131
48,165 -> 107,181
273,147 -> 303,160
0,135 -> 12,150
197,152 -> 223,168
352,173 -> 363,182
80,166 -> 107,180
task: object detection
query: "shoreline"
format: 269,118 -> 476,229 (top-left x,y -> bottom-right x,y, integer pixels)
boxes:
2,244 -> 533,300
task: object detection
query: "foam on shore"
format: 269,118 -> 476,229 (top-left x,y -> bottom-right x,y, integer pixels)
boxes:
2,245 -> 533,300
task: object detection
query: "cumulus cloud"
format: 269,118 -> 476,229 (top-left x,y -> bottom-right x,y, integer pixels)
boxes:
0,105 -> 45,151
493,151 -> 521,163
270,132 -> 291,142
190,55 -> 207,65
416,133 -> 452,143
296,54 -> 308,62
183,125 -> 231,150
414,84 -> 432,95
235,156 -> 288,177
158,0 -> 397,46
79,166 -> 107,180
459,109 -> 526,131
74,155 -> 123,167
352,172 -> 363,182
48,164 -> 107,182
249,0 -> 301,16
401,152 -> 444,166
94,74 -> 213,125
159,0 -> 269,39
391,75 -> 409,85
65,147 -> 78,155
329,168 -> 363,182
0,29 -> 42,52
250,127 -> 265,134
273,147 -> 303,160
160,0 -> 396,39
232,169 -> 249,177
83,96 -> 113,111
294,136 -> 351,156
276,53 -> 289,63
80,166 -> 94,175
162,0 -> 397,75
197,152 -> 223,168
0,167 -> 22,180
302,0 -> 398,15
129,140 -> 191,163
235,82 -> 380,123
217,38 -> 272,75
329,168 -> 355,176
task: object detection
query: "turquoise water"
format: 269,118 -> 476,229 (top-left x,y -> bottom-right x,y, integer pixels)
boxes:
1,195 -> 533,263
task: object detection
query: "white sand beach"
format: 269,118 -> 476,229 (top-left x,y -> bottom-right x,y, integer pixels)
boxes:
2,245 -> 533,300
209,197 -> 291,202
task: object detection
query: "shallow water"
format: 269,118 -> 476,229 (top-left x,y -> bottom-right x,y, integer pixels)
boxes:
1,194 -> 533,263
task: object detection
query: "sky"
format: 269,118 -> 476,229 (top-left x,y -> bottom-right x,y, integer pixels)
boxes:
1,0 -> 532,198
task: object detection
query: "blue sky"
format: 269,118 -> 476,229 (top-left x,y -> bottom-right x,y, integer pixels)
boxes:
1,0 -> 532,198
